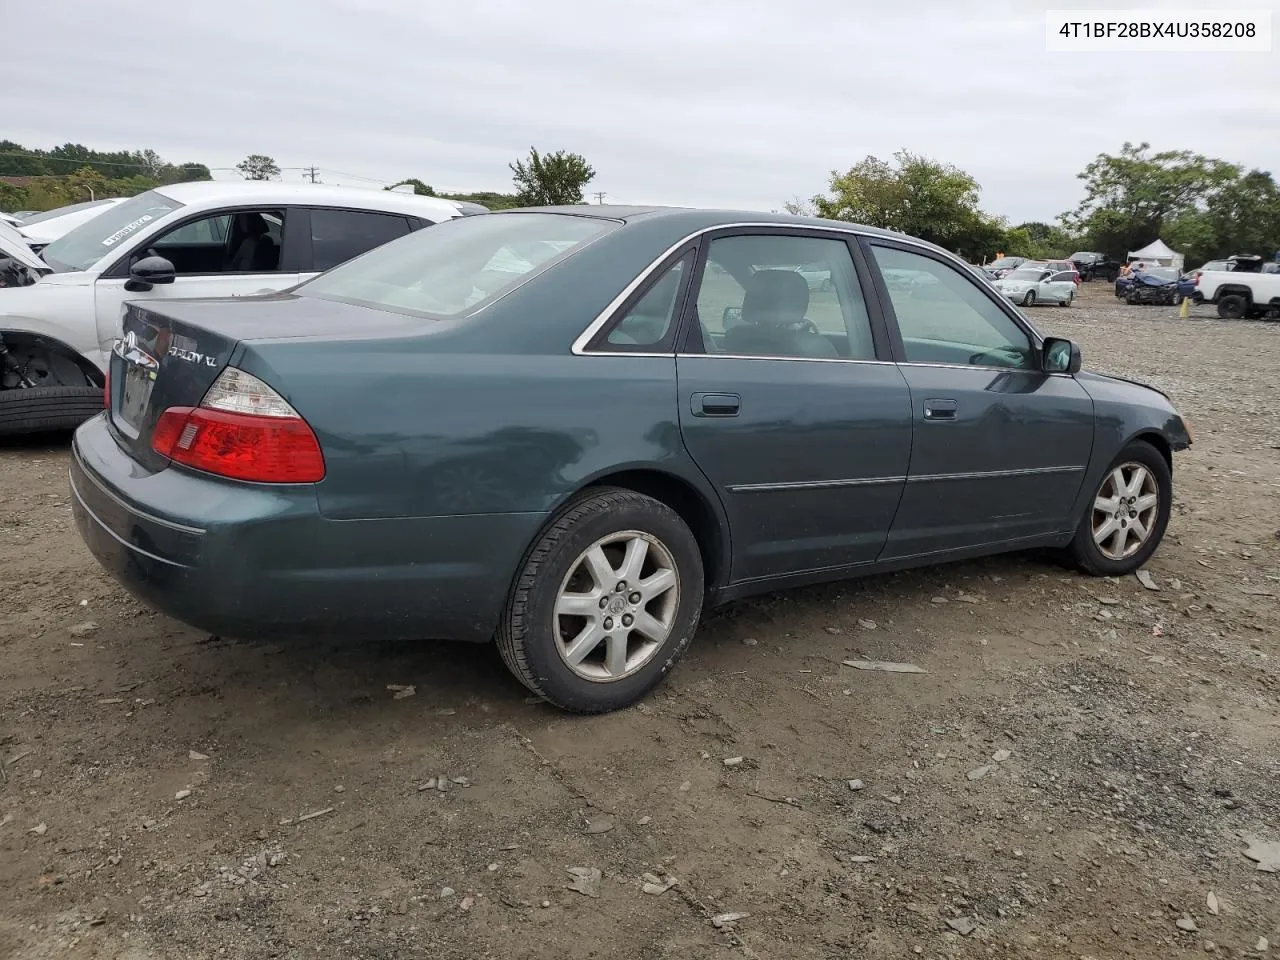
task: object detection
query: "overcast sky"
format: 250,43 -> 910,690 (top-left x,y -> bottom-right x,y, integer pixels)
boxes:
6,0 -> 1277,224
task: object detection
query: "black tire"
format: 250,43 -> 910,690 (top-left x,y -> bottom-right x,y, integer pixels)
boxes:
1022,290 -> 1036,307
497,487 -> 704,713
1217,294 -> 1248,319
1059,293 -> 1072,307
1067,441 -> 1172,577
0,385 -> 104,436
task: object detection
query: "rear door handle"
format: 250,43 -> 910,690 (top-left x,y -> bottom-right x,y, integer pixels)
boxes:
691,392 -> 741,417
923,398 -> 958,421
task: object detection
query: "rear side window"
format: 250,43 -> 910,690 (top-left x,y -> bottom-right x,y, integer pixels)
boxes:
310,209 -> 413,272
299,212 -> 617,319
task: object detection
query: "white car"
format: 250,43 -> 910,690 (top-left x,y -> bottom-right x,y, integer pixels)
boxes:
0,181 -> 476,434
994,265 -> 1076,307
15,198 -> 127,250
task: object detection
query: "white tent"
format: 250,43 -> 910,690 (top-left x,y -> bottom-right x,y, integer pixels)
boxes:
1127,239 -> 1184,273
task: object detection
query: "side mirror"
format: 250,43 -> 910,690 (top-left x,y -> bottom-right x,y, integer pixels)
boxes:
722,306 -> 743,327
1042,337 -> 1081,374
125,254 -> 176,292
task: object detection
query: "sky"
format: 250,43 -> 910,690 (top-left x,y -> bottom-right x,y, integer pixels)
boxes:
5,0 -> 1277,225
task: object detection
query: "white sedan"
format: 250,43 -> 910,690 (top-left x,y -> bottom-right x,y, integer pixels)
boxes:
994,266 -> 1077,307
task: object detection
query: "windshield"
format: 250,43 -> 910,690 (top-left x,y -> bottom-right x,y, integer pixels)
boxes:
18,198 -> 115,227
1069,252 -> 1097,261
1007,268 -> 1045,281
987,257 -> 1022,269
299,212 -> 618,319
1143,267 -> 1178,281
40,190 -> 182,272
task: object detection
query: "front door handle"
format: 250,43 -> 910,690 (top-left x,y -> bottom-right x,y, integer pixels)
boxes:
923,398 -> 958,421
691,392 -> 741,417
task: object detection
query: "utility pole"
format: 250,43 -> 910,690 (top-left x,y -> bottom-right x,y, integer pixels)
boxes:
303,166 -> 320,183
593,191 -> 606,204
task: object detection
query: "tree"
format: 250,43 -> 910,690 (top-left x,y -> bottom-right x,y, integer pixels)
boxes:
236,154 -> 280,181
782,195 -> 814,217
812,150 -> 1004,258
66,165 -> 109,201
510,148 -> 595,206
387,178 -> 436,196
1061,142 -> 1239,258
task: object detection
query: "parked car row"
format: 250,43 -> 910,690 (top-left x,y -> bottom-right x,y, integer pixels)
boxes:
0,183 -> 480,434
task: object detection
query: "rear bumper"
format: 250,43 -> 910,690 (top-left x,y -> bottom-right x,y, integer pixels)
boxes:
70,413 -> 544,643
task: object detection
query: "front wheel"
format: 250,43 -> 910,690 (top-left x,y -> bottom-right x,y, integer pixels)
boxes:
1022,290 -> 1036,307
1067,442 -> 1172,577
497,487 -> 704,713
0,385 -> 105,436
1217,294 -> 1248,319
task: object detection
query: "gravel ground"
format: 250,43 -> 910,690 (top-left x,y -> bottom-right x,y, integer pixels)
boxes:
1,282 -> 1278,960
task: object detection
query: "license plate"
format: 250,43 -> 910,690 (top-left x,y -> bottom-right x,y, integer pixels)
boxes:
116,360 -> 156,436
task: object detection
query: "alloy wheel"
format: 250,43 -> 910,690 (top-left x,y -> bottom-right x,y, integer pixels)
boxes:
553,531 -> 680,682
1091,463 -> 1159,561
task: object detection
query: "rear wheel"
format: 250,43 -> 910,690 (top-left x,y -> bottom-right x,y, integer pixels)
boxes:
0,385 -> 104,436
1067,441 -> 1171,577
497,487 -> 704,713
1059,292 -> 1072,307
1217,294 -> 1248,319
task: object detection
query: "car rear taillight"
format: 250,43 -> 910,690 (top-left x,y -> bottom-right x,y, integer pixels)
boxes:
151,367 -> 325,483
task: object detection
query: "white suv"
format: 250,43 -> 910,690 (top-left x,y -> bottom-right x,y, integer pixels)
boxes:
0,181 -> 476,434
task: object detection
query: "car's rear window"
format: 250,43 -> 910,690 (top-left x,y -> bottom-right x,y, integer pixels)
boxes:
298,212 -> 617,319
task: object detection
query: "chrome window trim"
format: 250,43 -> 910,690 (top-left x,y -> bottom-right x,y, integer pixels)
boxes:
571,221 -> 1033,356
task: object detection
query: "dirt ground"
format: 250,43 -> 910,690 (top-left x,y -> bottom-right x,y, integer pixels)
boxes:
2,282 -> 1278,960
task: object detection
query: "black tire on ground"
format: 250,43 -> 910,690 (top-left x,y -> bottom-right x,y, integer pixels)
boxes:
1059,293 -> 1072,307
1022,290 -> 1036,306
0,385 -> 104,436
496,486 -> 704,714
1217,294 -> 1248,319
1066,440 -> 1172,578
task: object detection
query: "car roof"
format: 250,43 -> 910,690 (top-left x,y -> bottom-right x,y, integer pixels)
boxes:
152,180 -> 468,219
500,204 -> 926,242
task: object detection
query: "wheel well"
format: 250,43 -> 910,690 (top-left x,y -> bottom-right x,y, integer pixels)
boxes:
0,330 -> 103,387
584,469 -> 726,589
1132,431 -> 1172,469
1216,285 -> 1253,302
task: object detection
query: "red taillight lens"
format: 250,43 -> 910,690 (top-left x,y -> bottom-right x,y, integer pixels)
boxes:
152,406 -> 325,483
103,368 -> 110,408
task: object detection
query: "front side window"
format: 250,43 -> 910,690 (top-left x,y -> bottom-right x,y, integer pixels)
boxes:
870,245 -> 1035,370
691,234 -> 875,360
299,212 -> 616,319
143,209 -> 285,275
40,190 -> 183,273
310,209 -> 413,272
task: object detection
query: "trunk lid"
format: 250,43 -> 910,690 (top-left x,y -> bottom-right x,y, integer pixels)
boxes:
109,301 -> 244,470
108,292 -> 434,471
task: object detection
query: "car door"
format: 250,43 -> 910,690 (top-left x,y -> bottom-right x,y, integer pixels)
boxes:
1049,270 -> 1076,302
299,207 -> 417,277
93,207 -> 302,349
861,239 -> 1095,559
673,229 -> 912,583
